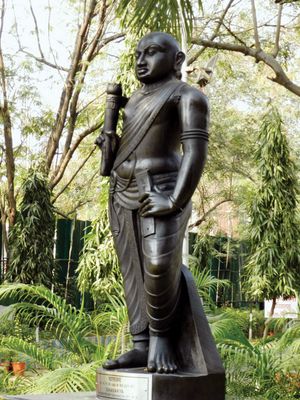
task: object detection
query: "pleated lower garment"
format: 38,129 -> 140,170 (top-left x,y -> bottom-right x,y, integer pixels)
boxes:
143,202 -> 192,335
109,194 -> 192,337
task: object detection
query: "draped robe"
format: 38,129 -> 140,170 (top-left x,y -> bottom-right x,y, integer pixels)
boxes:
109,79 -> 190,338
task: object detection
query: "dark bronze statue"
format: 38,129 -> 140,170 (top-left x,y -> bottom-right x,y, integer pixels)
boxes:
96,32 -> 209,374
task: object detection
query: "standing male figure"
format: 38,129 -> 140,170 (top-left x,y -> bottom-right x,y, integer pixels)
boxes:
97,32 -> 209,374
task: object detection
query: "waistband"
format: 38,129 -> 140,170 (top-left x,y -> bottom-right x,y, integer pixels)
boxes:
110,170 -> 178,210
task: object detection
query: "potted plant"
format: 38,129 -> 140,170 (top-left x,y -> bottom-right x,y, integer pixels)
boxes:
11,352 -> 26,376
0,349 -> 13,373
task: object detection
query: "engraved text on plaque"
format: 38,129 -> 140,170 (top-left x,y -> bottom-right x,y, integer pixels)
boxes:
97,370 -> 152,400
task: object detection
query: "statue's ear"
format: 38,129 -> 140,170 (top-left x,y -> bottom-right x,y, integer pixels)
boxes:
174,51 -> 185,79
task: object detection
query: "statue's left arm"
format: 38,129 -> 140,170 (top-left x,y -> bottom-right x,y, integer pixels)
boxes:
140,86 -> 209,217
170,86 -> 209,210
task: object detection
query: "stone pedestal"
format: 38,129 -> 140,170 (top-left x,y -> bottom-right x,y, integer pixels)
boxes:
3,393 -> 95,400
96,368 -> 225,400
96,266 -> 225,400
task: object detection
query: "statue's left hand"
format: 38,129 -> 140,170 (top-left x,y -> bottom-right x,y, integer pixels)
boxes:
139,192 -> 174,217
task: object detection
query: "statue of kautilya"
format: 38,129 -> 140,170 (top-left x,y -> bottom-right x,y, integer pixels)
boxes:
96,32 -> 209,374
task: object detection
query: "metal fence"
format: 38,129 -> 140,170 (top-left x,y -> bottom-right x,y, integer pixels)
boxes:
1,220 -> 252,309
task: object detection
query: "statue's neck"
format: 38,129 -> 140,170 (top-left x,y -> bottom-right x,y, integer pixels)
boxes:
140,76 -> 177,94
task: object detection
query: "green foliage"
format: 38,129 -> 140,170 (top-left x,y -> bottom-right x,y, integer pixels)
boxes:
0,284 -> 99,364
116,0 -> 202,42
244,108 -> 300,301
0,282 -> 299,397
0,336 -> 58,369
7,167 -> 55,286
116,37 -> 140,97
218,329 -> 300,399
93,282 -> 130,359
0,282 -> 127,394
76,182 -> 121,303
208,308 -> 300,399
189,261 -> 230,308
21,110 -> 55,139
191,229 -> 214,271
220,308 -> 266,339
23,363 -> 98,394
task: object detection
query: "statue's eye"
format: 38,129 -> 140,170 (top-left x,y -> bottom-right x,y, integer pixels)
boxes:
146,47 -> 158,56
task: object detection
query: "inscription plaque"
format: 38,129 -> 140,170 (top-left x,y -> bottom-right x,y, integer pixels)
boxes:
97,370 -> 152,400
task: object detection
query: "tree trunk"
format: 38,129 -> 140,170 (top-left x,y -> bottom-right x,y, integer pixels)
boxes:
65,216 -> 76,300
0,203 -> 8,254
0,2 -> 16,226
263,297 -> 277,339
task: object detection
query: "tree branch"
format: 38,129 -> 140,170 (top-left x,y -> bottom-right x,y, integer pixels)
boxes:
76,90 -> 105,115
189,198 -> 233,229
50,122 -> 101,189
65,196 -> 96,217
50,2 -> 120,184
47,0 -> 66,78
251,0 -> 261,50
62,0 -> 107,160
188,0 -> 235,65
29,0 -> 44,59
51,5 -> 124,187
54,208 -> 70,219
272,4 -> 283,57
96,32 -> 125,53
52,146 -> 96,203
45,0 -> 97,170
221,22 -> 248,47
19,49 -> 68,71
191,38 -> 300,97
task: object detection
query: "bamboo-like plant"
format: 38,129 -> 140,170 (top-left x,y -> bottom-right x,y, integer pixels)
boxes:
244,108 -> 300,337
7,167 -> 55,286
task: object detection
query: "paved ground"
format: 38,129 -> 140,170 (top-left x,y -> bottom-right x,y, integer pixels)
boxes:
0,391 -> 238,400
1,393 -> 95,400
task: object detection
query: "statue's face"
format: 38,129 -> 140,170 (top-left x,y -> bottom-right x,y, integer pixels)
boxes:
135,34 -> 177,84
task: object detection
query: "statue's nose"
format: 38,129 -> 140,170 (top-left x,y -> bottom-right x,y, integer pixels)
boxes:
137,53 -> 146,67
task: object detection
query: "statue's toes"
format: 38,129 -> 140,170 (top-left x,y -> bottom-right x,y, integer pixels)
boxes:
156,364 -> 164,373
103,359 -> 119,370
147,361 -> 156,373
169,361 -> 177,373
162,356 -> 177,374
163,364 -> 169,373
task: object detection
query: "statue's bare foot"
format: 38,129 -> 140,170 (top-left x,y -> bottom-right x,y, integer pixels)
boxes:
103,347 -> 148,370
147,336 -> 177,373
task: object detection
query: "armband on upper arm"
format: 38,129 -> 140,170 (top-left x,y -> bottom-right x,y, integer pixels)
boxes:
180,129 -> 209,143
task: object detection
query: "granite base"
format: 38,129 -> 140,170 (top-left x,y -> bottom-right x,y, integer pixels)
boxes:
96,368 -> 225,400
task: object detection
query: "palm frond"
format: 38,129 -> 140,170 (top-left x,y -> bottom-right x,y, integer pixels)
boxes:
93,290 -> 130,358
24,363 -> 99,394
209,313 -> 252,348
0,284 -> 97,362
0,336 -> 60,370
116,0 -> 202,41
189,263 -> 230,306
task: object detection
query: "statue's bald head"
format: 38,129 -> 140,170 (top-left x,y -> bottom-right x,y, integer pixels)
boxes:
135,32 -> 185,83
138,32 -> 181,54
